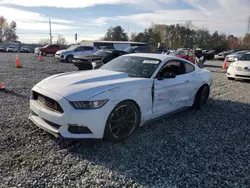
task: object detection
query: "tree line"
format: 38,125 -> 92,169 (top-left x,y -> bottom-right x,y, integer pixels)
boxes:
0,16 -> 18,43
103,22 -> 250,52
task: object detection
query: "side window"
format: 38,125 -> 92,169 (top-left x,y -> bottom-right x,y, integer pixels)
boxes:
184,62 -> 195,73
160,61 -> 185,76
240,54 -> 250,61
188,51 -> 193,56
47,45 -> 53,49
84,46 -> 94,51
77,47 -> 84,51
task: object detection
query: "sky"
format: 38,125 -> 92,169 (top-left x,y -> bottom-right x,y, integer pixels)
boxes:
0,0 -> 249,44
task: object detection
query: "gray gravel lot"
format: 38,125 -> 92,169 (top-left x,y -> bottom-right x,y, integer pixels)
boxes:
0,53 -> 250,188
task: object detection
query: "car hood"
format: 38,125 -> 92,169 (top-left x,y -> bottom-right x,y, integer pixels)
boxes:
56,49 -> 67,54
73,55 -> 105,63
35,69 -> 147,101
234,61 -> 250,68
227,54 -> 236,58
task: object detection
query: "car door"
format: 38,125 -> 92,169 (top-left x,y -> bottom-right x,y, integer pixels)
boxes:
53,45 -> 60,54
74,46 -> 85,55
153,60 -> 197,117
46,45 -> 53,54
84,46 -> 94,55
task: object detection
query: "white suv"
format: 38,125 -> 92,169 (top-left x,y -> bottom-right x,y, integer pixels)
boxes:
55,45 -> 97,63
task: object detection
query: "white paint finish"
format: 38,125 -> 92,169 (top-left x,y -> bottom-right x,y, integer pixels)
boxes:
227,60 -> 250,80
153,72 -> 199,117
29,53 -> 213,139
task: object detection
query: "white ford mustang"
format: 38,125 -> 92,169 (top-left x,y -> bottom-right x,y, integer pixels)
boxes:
29,53 -> 212,142
227,52 -> 250,80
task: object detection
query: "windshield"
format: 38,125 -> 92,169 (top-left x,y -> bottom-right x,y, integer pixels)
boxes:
174,50 -> 188,56
124,47 -> 135,53
94,50 -> 112,56
100,56 -> 161,78
66,45 -> 78,51
234,51 -> 248,55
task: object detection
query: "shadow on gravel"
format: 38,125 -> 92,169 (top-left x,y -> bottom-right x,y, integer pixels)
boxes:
2,90 -> 30,100
54,98 -> 250,187
204,64 -> 222,68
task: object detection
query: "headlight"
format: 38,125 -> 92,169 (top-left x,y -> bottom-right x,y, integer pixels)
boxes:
229,63 -> 235,68
92,62 -> 97,68
69,100 -> 108,109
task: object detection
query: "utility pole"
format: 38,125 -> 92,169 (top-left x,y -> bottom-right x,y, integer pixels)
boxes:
247,16 -> 250,34
127,26 -> 130,41
49,19 -> 52,44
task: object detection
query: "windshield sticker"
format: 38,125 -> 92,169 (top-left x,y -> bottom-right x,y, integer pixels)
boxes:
143,60 -> 159,64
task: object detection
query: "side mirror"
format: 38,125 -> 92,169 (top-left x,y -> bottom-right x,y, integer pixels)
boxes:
234,57 -> 238,61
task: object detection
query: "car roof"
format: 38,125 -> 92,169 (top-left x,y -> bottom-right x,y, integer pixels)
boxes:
123,53 -> 176,61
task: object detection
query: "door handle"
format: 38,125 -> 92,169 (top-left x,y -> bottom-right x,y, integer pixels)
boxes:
185,80 -> 190,83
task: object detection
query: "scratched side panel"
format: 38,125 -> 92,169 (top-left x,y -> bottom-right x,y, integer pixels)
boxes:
88,80 -> 154,125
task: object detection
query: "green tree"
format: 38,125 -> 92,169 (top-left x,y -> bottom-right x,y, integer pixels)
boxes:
104,26 -> 128,41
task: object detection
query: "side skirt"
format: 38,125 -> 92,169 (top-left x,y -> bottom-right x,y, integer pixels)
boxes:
140,107 -> 190,126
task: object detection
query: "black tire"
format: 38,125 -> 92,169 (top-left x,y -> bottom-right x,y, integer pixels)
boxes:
193,85 -> 210,110
104,101 -> 140,142
228,77 -> 235,80
41,52 -> 47,56
77,64 -> 92,70
66,55 -> 73,63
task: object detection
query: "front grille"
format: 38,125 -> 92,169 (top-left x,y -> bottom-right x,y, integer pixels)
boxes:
33,91 -> 64,113
236,66 -> 244,71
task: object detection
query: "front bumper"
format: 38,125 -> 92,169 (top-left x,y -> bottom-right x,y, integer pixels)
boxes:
227,67 -> 250,80
29,86 -> 111,139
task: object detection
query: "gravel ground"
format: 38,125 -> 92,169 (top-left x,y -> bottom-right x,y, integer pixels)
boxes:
0,53 -> 250,188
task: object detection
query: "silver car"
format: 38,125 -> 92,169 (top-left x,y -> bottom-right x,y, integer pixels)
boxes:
55,45 -> 98,63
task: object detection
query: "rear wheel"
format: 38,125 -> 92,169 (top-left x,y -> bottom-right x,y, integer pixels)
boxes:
193,85 -> 210,110
104,101 -> 140,142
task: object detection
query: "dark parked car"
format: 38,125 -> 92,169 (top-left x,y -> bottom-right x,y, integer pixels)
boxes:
0,46 -> 6,52
124,46 -> 151,53
73,49 -> 128,70
201,50 -> 216,60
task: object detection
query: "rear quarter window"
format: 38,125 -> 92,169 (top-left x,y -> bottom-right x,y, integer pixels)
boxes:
185,62 -> 195,73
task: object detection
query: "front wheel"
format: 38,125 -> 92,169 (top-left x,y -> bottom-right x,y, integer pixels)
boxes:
227,77 -> 235,80
104,101 -> 140,142
193,85 -> 210,110
41,52 -> 47,56
66,55 -> 73,63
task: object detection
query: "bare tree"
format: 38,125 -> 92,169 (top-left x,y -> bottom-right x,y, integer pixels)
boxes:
38,38 -> 50,45
0,16 -> 18,42
56,34 -> 67,44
